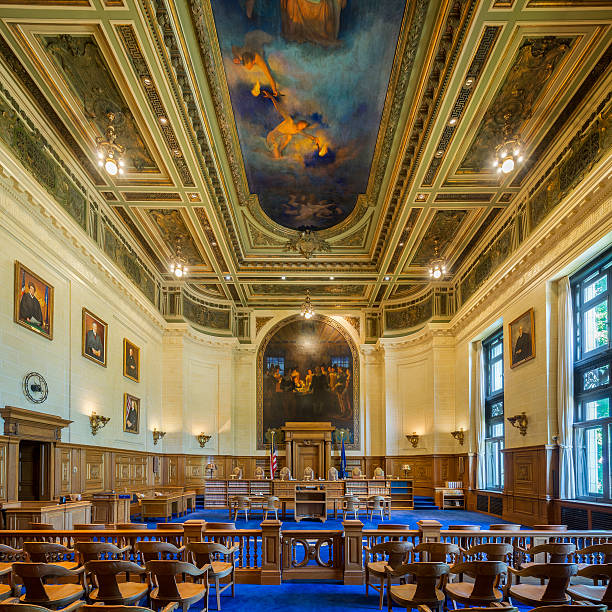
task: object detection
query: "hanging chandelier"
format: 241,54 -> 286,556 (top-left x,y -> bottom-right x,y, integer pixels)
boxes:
96,112 -> 126,177
300,290 -> 315,319
428,240 -> 446,280
169,245 -> 188,278
493,112 -> 524,175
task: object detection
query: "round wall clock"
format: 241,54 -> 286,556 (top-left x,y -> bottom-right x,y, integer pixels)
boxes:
23,372 -> 48,404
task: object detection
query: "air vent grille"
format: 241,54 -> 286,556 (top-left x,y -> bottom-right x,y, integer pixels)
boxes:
489,496 -> 503,515
561,506 -> 588,530
592,510 -> 612,530
477,494 -> 488,512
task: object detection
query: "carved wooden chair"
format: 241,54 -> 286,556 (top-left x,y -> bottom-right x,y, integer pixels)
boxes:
253,466 -> 265,480
489,524 -> 521,531
373,467 -> 385,479
351,466 -> 363,479
566,563 -> 612,606
279,467 -> 291,481
376,524 -> 411,542
303,466 -> 315,481
84,560 -> 148,606
23,543 -> 79,571
574,544 -> 612,580
363,541 -> 413,609
229,467 -> 242,480
416,605 -> 516,612
145,560 -> 209,612
327,467 -> 338,481
386,561 -> 450,612
135,541 -> 185,564
413,542 -> 461,564
504,562 -> 578,607
73,525 -> 104,530
515,542 -> 576,584
462,543 -> 513,562
188,541 -> 239,611
262,496 -> 279,520
78,605 -> 177,612
12,563 -> 86,609
75,542 -> 131,564
445,560 -> 507,608
0,602 -> 86,612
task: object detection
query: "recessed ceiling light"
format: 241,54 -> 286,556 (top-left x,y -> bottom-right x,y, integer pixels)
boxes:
448,117 -> 457,126
142,76 -> 152,87
435,150 -> 444,158
211,241 -> 217,246
417,194 -> 426,201
173,149 -> 182,157
225,275 -> 231,281
384,276 -> 391,281
464,77 -> 474,88
159,116 -> 168,125
399,242 -> 404,247
329,276 -> 335,280
281,276 -> 286,280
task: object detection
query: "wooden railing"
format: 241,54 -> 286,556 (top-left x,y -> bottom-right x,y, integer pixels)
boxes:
1,520 -> 611,585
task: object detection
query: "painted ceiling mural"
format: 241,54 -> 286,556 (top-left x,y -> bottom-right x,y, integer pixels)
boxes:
210,0 -> 406,230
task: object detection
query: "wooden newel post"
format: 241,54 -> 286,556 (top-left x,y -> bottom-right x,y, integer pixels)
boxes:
342,519 -> 364,585
183,520 -> 206,544
261,519 -> 282,585
418,519 -> 442,544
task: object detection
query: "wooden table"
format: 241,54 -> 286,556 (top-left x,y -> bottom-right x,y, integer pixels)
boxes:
140,493 -> 183,521
3,501 -> 92,529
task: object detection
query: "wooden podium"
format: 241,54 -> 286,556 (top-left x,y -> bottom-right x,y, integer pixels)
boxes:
281,422 -> 335,480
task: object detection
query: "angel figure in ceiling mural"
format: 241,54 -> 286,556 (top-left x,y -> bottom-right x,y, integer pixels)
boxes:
232,30 -> 279,97
281,0 -> 347,46
262,91 -> 325,159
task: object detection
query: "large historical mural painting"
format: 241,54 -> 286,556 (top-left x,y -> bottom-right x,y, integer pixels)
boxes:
257,316 -> 359,450
210,0 -> 406,230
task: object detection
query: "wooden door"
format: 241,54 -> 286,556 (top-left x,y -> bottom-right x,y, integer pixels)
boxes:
296,444 -> 319,479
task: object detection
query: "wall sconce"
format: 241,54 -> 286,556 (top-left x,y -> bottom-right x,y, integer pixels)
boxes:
152,428 -> 166,445
197,432 -> 211,448
507,412 -> 528,436
451,428 -> 465,445
89,411 -> 110,436
406,432 -> 419,448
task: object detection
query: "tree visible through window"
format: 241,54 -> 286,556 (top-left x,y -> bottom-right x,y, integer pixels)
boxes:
572,248 -> 612,501
484,329 -> 504,490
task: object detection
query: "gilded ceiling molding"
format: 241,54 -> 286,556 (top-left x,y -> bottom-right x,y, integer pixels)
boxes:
194,207 -> 230,273
254,316 -> 274,337
284,231 -> 331,259
115,24 -> 195,187
0,32 -> 104,186
373,0 -> 478,261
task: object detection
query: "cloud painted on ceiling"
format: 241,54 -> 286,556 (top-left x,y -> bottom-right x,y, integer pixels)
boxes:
211,0 -> 405,231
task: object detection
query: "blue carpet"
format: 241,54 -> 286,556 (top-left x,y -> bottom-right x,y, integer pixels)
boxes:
139,505 -> 513,530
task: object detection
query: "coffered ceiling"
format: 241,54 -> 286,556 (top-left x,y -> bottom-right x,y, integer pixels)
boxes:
0,0 -> 610,317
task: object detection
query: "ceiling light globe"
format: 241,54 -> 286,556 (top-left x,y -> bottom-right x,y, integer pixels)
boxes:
98,151 -> 104,160
433,268 -> 442,279
501,157 -> 515,174
105,158 -> 118,175
174,267 -> 183,278
304,312 -> 312,319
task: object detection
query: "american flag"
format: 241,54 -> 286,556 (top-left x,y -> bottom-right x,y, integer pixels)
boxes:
270,431 -> 277,479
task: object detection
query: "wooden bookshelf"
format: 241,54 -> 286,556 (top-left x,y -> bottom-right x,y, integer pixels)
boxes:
434,486 -> 465,509
388,479 -> 414,509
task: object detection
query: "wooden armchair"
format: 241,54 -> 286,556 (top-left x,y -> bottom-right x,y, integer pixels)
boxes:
203,524 -> 237,549
413,542 -> 460,563
145,560 -> 209,612
574,544 -> 612,578
0,602 -> 85,612
462,543 -> 513,562
12,563 -> 86,609
135,541 -> 185,564
75,542 -> 131,564
188,542 -> 238,610
504,562 -> 578,607
385,561 -> 450,612
417,605 -> 516,612
363,541 -> 413,610
566,563 -> 612,606
515,542 -> 576,584
84,560 -> 148,606
445,560 -> 507,608
79,605 -> 177,612
23,543 -> 79,571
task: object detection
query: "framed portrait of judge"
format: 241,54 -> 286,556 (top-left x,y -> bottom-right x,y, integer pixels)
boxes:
509,308 -> 535,368
124,393 -> 140,434
82,308 -> 107,367
14,261 -> 54,340
123,338 -> 140,382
